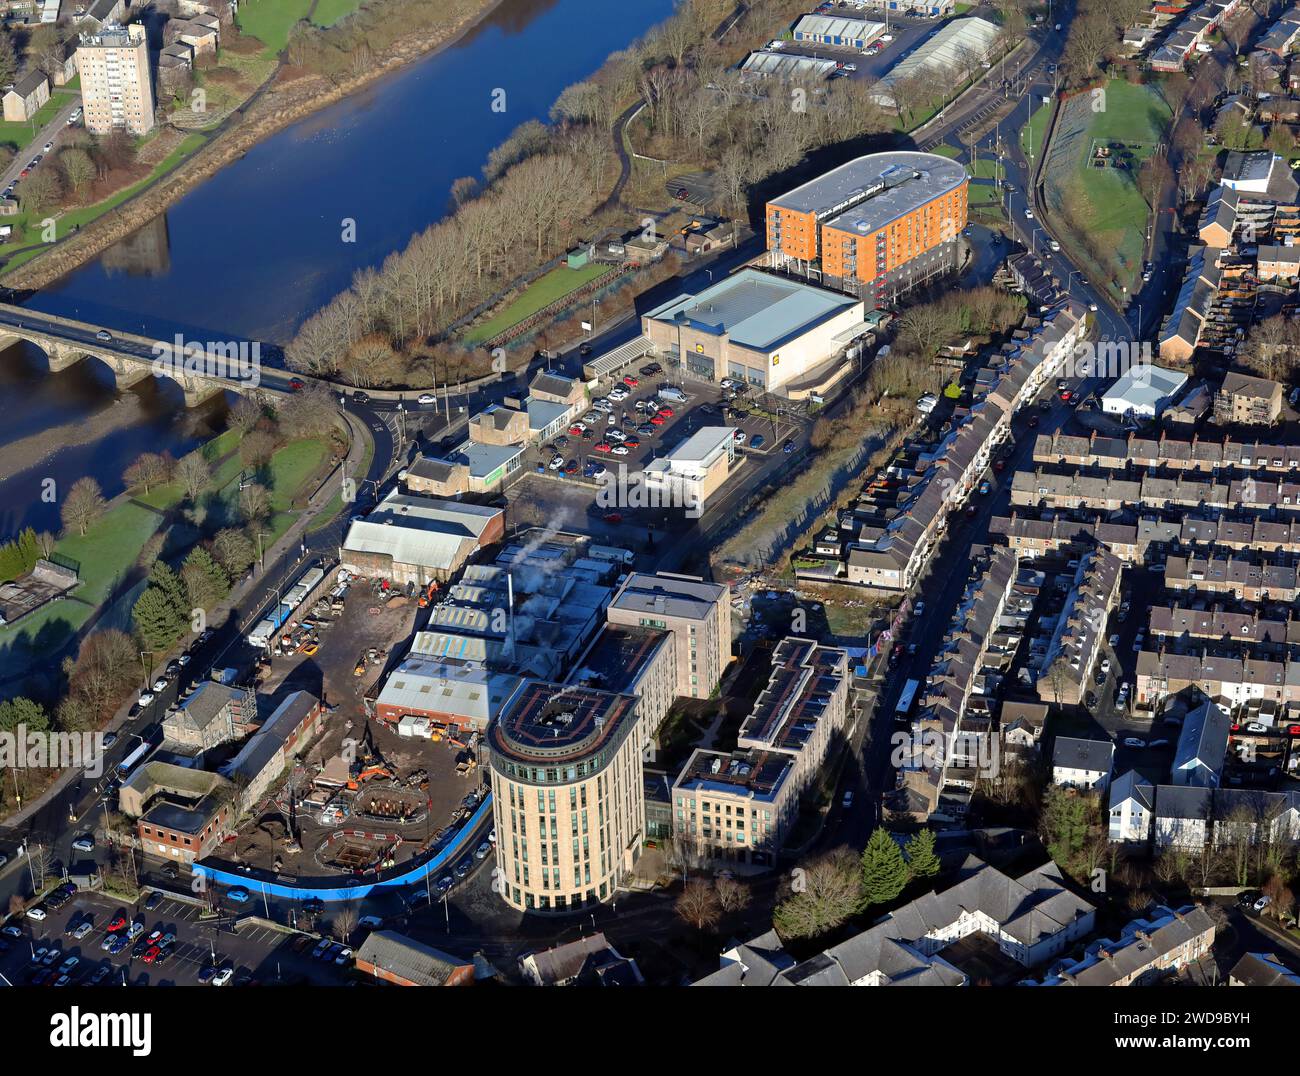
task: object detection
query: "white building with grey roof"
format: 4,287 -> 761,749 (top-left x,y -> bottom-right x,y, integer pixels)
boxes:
695,856 -> 1096,985
1051,736 -> 1115,792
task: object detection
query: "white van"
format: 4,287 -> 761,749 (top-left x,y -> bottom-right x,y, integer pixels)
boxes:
659,385 -> 687,402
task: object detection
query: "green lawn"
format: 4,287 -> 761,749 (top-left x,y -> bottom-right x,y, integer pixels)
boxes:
969,158 -> 1005,181
267,438 -> 330,512
464,262 -> 614,344
236,0 -> 314,52
0,89 -> 80,152
1020,99 -> 1052,163
52,501 -> 163,607
929,144 -> 961,159
1053,79 -> 1171,298
3,133 -> 207,271
311,0 -> 363,26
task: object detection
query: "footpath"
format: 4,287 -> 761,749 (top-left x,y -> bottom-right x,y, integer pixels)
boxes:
1,409 -> 373,831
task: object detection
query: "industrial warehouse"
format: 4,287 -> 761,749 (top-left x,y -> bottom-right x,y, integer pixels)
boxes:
764,150 -> 969,304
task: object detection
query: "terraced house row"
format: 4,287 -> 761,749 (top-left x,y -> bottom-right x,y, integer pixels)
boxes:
899,549 -> 1019,823
1031,430 -> 1300,474
1011,466 -> 1300,513
812,303 -> 1087,593
992,508 -> 1300,563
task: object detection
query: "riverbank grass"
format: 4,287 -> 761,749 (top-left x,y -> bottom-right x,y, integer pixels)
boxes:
464,262 -> 613,344
2,133 -> 206,271
237,0 -> 314,53
0,499 -> 164,659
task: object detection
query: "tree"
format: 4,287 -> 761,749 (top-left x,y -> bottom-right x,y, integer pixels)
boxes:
123,451 -> 173,493
277,382 -> 337,441
861,828 -> 909,907
239,482 -> 270,525
904,829 -> 941,881
175,452 -> 211,503
239,429 -> 277,470
181,546 -> 229,612
333,903 -> 359,941
675,878 -> 722,931
0,696 -> 49,733
61,477 -> 106,536
773,848 -> 864,940
1040,785 -> 1094,868
64,629 -> 137,720
228,396 -> 263,437
0,30 -> 16,88
17,167 -> 62,216
714,874 -> 750,914
133,586 -> 185,651
60,147 -> 95,199
212,528 -> 256,576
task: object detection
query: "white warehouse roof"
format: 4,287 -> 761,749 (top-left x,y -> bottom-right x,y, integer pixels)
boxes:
872,17 -> 1001,104
343,492 -> 501,571
1101,365 -> 1189,416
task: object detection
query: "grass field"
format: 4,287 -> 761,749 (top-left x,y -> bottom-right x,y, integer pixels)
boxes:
1021,99 -> 1052,162
0,89 -> 79,152
236,0 -> 314,52
311,0 -> 363,26
1052,80 -> 1170,298
267,438 -> 330,512
969,157 -> 1005,181
464,262 -> 613,344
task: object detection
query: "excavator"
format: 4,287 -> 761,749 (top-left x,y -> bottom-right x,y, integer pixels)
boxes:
346,765 -> 393,792
417,580 -> 440,608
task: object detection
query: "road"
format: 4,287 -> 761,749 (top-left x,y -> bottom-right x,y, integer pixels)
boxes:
0,97 -> 81,197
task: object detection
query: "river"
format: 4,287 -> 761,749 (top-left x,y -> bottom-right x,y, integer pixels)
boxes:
0,0 -> 675,534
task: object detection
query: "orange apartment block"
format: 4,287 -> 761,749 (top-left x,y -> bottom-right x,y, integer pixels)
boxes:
765,151 -> 968,301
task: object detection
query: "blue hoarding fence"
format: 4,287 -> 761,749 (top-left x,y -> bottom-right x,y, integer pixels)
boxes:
192,794 -> 493,903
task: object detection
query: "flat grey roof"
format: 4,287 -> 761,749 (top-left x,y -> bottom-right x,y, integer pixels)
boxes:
644,267 -> 859,352
770,151 -> 966,237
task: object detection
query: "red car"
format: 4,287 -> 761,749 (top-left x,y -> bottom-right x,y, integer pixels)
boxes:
288,377 -> 305,391
657,407 -> 674,417
594,442 -> 612,452
650,415 -> 666,426
1288,725 -> 1300,736
142,946 -> 162,965
106,915 -> 127,933
568,424 -> 585,436
1058,389 -> 1072,402
623,375 -> 639,387
622,437 -> 640,449
603,512 -> 623,524
994,459 -> 1006,472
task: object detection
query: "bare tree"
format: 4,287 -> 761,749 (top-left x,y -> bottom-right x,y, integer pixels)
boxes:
175,452 -> 211,503
675,878 -> 722,931
715,874 -> 751,913
61,477 -> 106,536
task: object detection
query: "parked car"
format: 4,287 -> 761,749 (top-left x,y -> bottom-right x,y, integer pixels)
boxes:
71,836 -> 94,853
1122,737 -> 1145,748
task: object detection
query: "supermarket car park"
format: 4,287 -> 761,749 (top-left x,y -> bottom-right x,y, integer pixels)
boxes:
0,888 -> 358,987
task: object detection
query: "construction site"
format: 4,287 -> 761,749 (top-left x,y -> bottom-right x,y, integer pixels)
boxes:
223,568 -> 488,880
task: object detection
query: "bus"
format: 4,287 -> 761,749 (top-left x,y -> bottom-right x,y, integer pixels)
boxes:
117,740 -> 151,778
896,678 -> 921,719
